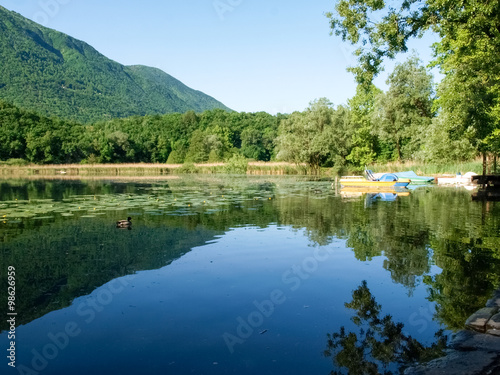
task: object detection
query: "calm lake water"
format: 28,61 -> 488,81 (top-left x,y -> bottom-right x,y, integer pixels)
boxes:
1,176 -> 499,374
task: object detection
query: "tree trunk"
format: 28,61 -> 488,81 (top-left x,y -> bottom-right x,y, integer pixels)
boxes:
396,138 -> 402,161
482,152 -> 487,176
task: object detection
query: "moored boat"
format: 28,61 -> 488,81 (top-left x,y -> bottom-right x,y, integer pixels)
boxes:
372,170 -> 434,184
394,171 -> 434,184
437,171 -> 478,186
339,170 -> 410,188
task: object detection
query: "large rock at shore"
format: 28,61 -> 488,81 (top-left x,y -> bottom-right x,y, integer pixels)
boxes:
405,331 -> 500,374
486,312 -> 500,335
465,307 -> 499,332
450,330 -> 500,352
404,350 -> 498,375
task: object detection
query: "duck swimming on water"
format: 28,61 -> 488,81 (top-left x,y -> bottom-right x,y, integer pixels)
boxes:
116,217 -> 132,228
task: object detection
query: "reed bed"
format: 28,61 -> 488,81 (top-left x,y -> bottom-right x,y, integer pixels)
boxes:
0,162 -> 315,178
0,159 -> 490,180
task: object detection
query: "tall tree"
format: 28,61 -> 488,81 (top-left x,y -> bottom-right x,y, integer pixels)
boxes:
346,84 -> 381,167
276,98 -> 336,171
327,0 -> 500,169
371,56 -> 434,161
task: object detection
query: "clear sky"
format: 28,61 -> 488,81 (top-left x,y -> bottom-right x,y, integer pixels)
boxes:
1,0 -> 440,114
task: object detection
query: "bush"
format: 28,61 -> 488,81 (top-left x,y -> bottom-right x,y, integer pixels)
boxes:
0,158 -> 29,166
166,150 -> 184,164
224,154 -> 248,174
177,162 -> 199,174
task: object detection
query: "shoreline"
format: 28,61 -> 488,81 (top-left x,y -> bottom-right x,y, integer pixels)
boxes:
0,161 -> 486,179
0,162 -> 312,177
406,289 -> 500,375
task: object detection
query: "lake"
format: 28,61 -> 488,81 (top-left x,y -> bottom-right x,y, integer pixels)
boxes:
1,176 -> 499,374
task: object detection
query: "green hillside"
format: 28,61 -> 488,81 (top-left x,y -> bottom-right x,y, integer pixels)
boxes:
0,6 -> 230,123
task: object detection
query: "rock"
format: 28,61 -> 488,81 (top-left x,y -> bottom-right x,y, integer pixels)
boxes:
486,312 -> 500,332
404,350 -> 499,375
449,330 -> 476,349
451,330 -> 500,352
487,329 -> 500,337
465,307 -> 499,332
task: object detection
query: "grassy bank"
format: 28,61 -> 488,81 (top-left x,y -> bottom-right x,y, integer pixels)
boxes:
0,159 -> 493,179
0,161 -> 311,178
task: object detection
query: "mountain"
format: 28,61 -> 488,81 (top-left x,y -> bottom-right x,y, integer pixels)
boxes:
0,6 -> 230,123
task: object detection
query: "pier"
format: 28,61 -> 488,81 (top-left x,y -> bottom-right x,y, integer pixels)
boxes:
471,174 -> 500,187
471,175 -> 500,201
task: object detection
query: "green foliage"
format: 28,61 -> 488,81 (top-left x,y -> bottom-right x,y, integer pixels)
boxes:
372,56 -> 434,161
166,150 -> 184,164
224,153 -> 248,174
327,0 -> 500,162
0,100 -> 280,165
276,98 -> 349,171
0,6 -> 230,124
418,116 -> 477,162
0,158 -> 28,166
346,84 -> 381,168
177,162 -> 198,174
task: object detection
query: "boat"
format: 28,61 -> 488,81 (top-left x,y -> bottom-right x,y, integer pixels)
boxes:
437,172 -> 478,186
339,170 -> 410,188
394,171 -> 434,184
372,170 -> 434,184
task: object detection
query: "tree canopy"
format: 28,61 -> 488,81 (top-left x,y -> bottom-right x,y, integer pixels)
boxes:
327,0 -> 500,164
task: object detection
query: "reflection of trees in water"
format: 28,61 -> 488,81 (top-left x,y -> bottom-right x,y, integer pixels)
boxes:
324,281 -> 448,375
278,187 -> 500,328
425,239 -> 500,329
2,180 -> 500,333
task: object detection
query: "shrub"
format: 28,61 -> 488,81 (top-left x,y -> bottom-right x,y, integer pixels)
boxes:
224,154 -> 248,174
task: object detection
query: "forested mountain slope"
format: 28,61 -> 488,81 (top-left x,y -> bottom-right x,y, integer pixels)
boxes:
0,6 -> 230,123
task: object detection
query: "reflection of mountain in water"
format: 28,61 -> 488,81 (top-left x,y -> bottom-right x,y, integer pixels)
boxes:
0,216 -> 220,332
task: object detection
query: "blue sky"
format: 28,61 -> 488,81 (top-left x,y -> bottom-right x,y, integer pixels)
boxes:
1,0 -> 440,114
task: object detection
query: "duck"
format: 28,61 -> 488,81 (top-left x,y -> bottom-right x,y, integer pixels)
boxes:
116,217 -> 132,228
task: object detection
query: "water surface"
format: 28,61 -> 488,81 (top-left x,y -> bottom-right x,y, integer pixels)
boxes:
1,176 -> 499,374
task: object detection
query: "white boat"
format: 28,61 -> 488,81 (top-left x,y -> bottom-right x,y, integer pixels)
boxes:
436,172 -> 478,186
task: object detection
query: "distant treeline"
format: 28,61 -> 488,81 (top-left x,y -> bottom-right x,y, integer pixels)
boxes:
0,100 -> 279,165
0,56 -> 493,168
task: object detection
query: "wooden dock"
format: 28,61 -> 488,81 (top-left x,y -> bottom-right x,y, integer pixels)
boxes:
471,174 -> 500,187
471,175 -> 500,201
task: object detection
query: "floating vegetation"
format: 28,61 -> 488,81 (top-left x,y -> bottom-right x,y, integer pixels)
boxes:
0,175 -> 337,224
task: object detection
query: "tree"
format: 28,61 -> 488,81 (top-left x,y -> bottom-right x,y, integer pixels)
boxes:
241,127 -> 266,160
346,84 -> 381,168
371,56 -> 434,161
276,98 -> 336,171
327,0 -> 500,170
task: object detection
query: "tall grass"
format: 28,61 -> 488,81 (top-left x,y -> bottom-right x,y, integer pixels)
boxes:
0,159 -> 490,179
0,161 -> 317,178
367,159 -> 484,175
